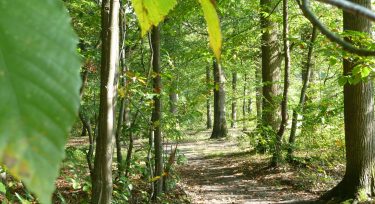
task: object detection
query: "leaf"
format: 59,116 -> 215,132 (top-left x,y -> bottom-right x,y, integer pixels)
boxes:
131,0 -> 177,36
0,1 -> 81,203
199,0 -> 223,60
0,182 -> 6,194
360,67 -> 371,78
338,76 -> 348,86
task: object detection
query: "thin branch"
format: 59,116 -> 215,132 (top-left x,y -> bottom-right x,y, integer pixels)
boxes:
298,0 -> 375,56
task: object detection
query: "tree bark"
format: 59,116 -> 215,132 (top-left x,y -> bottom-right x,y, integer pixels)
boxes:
287,25 -> 317,160
91,0 -> 120,203
231,71 -> 237,128
206,65 -> 213,129
211,59 -> 228,138
271,0 -> 290,167
169,90 -> 178,115
243,74 -> 248,131
258,0 -> 281,152
114,7 -> 128,177
151,25 -> 164,200
321,0 -> 375,201
255,65 -> 262,127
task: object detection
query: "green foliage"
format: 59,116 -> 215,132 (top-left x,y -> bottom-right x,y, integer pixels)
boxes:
0,0 -> 81,203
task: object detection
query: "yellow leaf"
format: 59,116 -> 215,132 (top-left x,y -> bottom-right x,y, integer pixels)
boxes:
131,0 -> 177,36
118,87 -> 126,98
199,0 -> 222,61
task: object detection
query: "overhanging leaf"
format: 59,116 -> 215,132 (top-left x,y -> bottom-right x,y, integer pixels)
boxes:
131,0 -> 177,36
0,0 -> 81,203
199,0 -> 222,60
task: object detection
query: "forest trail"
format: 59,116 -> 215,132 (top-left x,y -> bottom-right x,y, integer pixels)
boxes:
177,129 -> 319,204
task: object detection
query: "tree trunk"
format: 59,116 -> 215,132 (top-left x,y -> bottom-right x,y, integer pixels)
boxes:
91,0 -> 120,203
243,74 -> 248,131
271,0 -> 290,167
287,25 -> 317,160
258,0 -> 281,152
169,91 -> 178,115
211,59 -> 228,138
321,0 -> 374,201
231,71 -> 237,128
151,25 -> 164,200
206,65 -> 212,129
255,66 -> 262,127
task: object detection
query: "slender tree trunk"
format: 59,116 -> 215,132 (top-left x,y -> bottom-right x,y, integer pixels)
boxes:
243,74 -> 248,131
258,0 -> 281,152
206,65 -> 212,129
287,26 -> 317,160
91,0 -> 120,203
255,66 -> 262,127
321,0 -> 375,201
114,7 -> 128,176
231,71 -> 237,128
211,59 -> 228,138
80,69 -> 90,137
271,0 -> 290,167
169,89 -> 178,114
151,25 -> 163,200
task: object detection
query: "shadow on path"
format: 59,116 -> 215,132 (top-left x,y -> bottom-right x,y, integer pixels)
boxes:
177,130 -> 320,204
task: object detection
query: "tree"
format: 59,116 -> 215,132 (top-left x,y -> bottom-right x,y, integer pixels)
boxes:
211,59 -> 228,138
151,25 -> 164,199
91,0 -> 120,203
258,0 -> 281,151
271,0 -> 290,166
320,0 -> 375,201
287,25 -> 317,160
206,65 -> 213,129
231,71 -> 238,128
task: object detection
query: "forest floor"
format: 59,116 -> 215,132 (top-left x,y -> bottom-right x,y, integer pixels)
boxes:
176,129 -> 332,204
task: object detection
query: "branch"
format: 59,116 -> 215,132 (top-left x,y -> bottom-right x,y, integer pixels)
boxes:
298,0 -> 375,56
317,0 -> 375,21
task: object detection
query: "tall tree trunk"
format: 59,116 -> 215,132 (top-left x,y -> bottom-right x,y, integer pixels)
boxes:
287,25 -> 317,160
91,0 -> 120,203
258,0 -> 281,152
271,0 -> 290,167
255,66 -> 262,127
151,25 -> 163,200
243,74 -> 248,131
321,0 -> 374,201
206,65 -> 213,129
115,7 -> 127,177
211,59 -> 228,138
231,71 -> 237,128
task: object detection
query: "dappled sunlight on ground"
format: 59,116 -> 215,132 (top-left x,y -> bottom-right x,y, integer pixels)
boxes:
177,129 -> 319,204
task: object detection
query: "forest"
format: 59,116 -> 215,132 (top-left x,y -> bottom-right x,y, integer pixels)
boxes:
1,0 -> 375,203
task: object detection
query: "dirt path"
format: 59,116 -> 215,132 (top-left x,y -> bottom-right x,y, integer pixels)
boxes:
177,130 -> 319,204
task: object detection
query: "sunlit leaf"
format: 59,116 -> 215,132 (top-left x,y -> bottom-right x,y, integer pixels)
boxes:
131,0 -> 177,36
199,0 -> 222,60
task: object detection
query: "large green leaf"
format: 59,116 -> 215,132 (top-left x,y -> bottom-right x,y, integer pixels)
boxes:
131,0 -> 177,36
199,0 -> 222,60
0,0 -> 81,203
